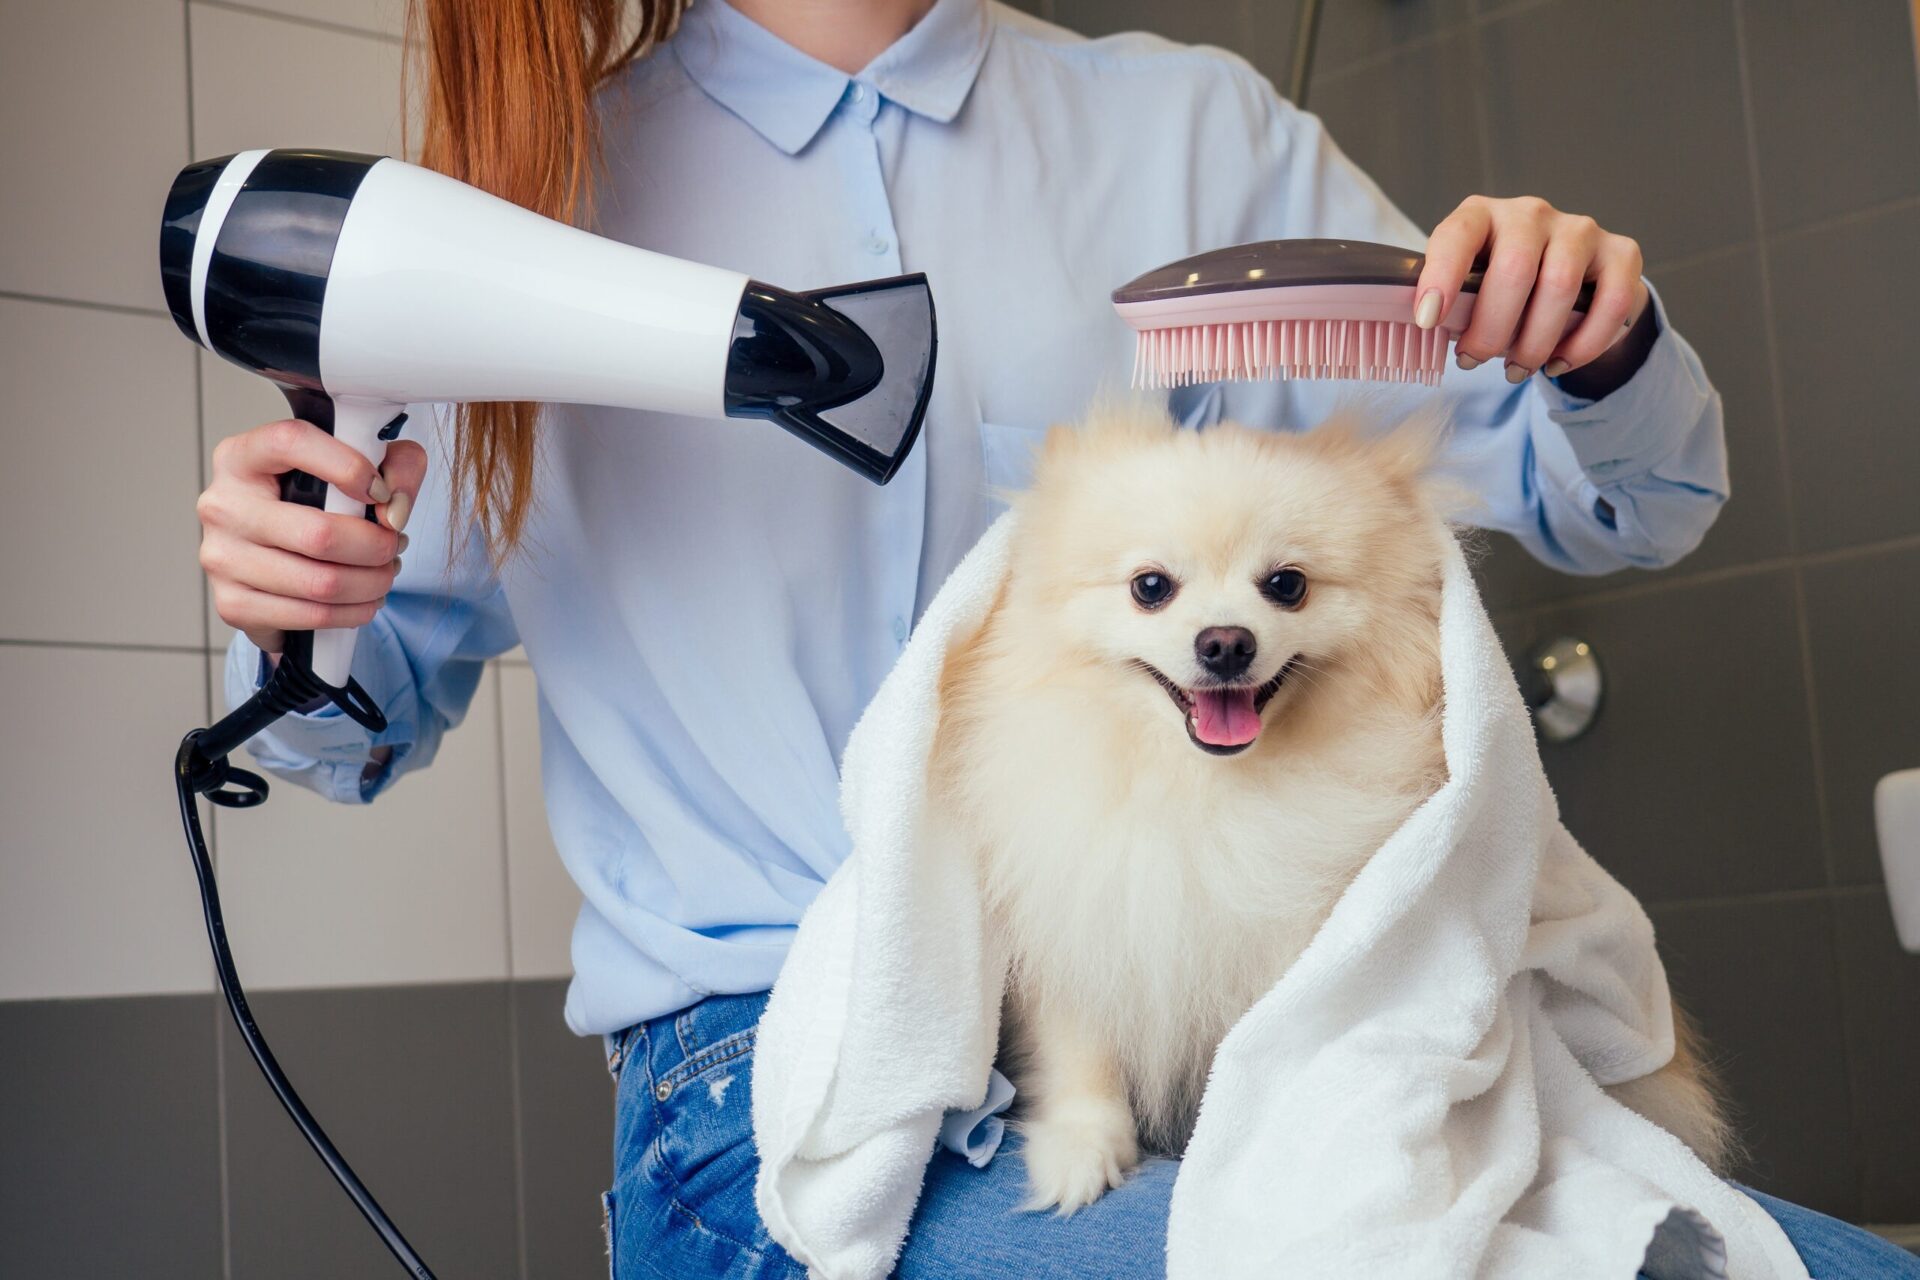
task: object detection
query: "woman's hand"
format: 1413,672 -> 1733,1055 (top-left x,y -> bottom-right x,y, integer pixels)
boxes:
198,419 -> 428,656
1413,195 -> 1650,383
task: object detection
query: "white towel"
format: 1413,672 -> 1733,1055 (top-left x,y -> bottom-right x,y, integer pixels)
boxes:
752,515 -> 1809,1280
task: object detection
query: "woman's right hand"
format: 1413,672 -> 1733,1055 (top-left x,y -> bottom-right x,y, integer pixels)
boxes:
197,418 -> 429,657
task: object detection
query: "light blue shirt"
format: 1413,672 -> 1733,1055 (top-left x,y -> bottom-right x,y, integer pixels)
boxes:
230,0 -> 1727,1037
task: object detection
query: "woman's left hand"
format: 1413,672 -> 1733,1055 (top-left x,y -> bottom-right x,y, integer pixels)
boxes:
1413,194 -> 1650,383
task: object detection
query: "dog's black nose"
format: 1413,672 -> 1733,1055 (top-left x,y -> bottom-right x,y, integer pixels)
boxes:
1195,626 -> 1257,679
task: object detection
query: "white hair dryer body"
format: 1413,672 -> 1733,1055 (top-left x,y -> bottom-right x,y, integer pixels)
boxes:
161,148 -> 937,689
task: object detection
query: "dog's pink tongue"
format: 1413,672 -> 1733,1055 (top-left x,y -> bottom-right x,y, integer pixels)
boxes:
1192,687 -> 1260,746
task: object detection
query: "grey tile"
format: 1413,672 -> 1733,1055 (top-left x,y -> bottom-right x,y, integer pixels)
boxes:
1478,0 -> 1755,266
1833,889 -> 1920,1222
514,981 -> 616,1280
1312,29 -> 1486,234
1646,895 -> 1857,1217
1644,247 -> 1790,572
1770,202 -> 1920,553
1310,0 -> 1471,79
1048,0 -> 1250,53
0,994 -> 223,1280
1740,0 -> 1920,235
224,983 -> 519,1280
1800,543 -> 1920,886
1515,573 -> 1825,903
1248,0 -> 1306,92
1471,530 -> 1607,614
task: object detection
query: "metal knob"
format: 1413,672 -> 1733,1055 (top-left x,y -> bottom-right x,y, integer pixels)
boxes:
1520,636 -> 1603,744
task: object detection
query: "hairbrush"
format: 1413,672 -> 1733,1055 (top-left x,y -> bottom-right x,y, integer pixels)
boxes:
1113,238 -> 1593,389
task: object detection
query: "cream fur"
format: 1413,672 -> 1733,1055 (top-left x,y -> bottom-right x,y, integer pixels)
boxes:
924,403 -> 1728,1213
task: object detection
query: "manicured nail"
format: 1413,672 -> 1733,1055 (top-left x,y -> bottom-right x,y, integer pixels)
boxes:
1413,288 -> 1442,330
1504,362 -> 1531,384
395,533 -> 411,555
1542,358 -> 1570,378
1455,351 -> 1481,371
385,489 -> 412,532
369,472 -> 393,504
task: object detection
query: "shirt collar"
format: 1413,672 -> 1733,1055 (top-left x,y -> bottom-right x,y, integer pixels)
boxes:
671,0 -> 991,156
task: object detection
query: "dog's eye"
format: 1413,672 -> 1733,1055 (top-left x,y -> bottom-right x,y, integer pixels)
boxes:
1262,568 -> 1308,609
1130,571 -> 1177,610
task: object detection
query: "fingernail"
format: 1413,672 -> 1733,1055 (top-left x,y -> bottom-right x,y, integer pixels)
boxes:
386,489 -> 412,532
1414,289 -> 1442,330
1505,362 -> 1531,384
369,473 -> 393,504
1543,358 -> 1570,378
395,533 -> 411,555
1455,351 -> 1481,371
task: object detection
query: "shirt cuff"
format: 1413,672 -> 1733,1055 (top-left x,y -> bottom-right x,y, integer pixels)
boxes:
937,1068 -> 1016,1168
223,631 -> 412,803
1531,282 -> 1714,489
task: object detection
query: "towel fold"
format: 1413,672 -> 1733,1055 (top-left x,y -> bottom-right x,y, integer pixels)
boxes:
752,515 -> 1807,1280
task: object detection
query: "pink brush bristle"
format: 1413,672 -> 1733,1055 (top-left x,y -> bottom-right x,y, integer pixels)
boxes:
1129,317 -> 1452,390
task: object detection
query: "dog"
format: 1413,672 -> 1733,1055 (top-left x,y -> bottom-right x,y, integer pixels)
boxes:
924,403 -> 1729,1213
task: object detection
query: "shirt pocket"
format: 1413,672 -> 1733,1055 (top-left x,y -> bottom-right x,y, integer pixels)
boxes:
978,419 -> 1050,501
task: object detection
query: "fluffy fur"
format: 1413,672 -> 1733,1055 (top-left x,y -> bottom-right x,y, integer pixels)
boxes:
924,403 -> 1729,1214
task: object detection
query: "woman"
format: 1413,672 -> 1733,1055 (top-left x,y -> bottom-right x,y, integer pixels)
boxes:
196,1 -> 1913,1275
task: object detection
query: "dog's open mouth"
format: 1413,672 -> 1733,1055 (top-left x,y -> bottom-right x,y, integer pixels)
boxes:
1133,658 -> 1298,756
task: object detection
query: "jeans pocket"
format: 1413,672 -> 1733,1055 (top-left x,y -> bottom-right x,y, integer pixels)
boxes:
650,1032 -> 764,1250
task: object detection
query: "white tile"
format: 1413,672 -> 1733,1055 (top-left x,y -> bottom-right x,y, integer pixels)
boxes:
0,647 -> 213,999
189,2 -> 411,162
499,663 -> 579,979
0,299 -> 204,648
210,656 -> 511,988
213,0 -> 407,38
0,0 -> 190,310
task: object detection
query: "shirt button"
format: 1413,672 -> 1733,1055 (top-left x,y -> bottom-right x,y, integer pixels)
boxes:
848,83 -> 867,104
866,234 -> 892,256
892,616 -> 909,643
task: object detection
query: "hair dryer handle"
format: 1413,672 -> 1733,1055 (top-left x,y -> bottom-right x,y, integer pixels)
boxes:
275,388 -> 404,690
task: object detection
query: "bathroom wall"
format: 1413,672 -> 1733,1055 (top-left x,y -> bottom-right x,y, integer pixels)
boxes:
1014,0 -> 1920,1227
0,2 -> 608,1276
2,1 -> 1917,1276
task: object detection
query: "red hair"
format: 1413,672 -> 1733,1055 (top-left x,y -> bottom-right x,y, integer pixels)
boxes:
407,0 -> 689,559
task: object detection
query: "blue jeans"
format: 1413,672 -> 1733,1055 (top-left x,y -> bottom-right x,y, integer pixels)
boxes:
605,992 -> 1919,1279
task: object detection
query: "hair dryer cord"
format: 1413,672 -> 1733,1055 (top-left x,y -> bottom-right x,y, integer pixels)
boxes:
175,663 -> 436,1280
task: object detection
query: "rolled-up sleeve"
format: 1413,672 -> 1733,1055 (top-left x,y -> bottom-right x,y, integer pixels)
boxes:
1175,65 -> 1729,576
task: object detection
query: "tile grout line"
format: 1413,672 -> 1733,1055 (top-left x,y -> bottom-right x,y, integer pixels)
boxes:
1731,0 -> 1865,1214
0,288 -> 170,320
1500,528 -> 1920,617
494,664 -> 533,1279
1764,191 -> 1920,247
1727,0 -> 1833,878
191,0 -> 406,46
0,636 -> 215,655
181,0 -> 234,1269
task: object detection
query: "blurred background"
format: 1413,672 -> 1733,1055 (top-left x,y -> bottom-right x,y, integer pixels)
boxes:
2,0 -> 1917,1276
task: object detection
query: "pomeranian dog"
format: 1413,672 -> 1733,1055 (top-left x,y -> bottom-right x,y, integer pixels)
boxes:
925,403 -> 1727,1213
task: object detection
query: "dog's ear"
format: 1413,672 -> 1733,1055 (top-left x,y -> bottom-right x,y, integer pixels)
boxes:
1298,406 -> 1468,520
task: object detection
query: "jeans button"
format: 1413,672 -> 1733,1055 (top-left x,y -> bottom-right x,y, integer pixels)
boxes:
655,1081 -> 672,1101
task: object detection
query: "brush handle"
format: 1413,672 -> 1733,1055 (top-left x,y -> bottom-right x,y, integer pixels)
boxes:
276,388 -> 402,690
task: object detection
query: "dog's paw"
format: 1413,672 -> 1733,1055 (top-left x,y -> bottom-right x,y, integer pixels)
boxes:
1020,1101 -> 1139,1215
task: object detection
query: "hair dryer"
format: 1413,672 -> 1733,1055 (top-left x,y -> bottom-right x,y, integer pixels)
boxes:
161,147 -> 937,689
159,148 -> 938,1280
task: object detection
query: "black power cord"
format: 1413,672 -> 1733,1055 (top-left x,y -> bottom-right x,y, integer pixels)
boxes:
175,660 -> 438,1280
